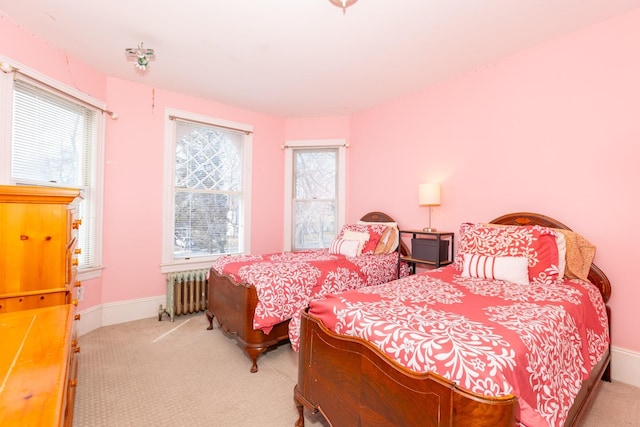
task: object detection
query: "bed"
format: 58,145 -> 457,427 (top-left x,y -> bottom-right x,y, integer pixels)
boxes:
205,211 -> 410,372
294,212 -> 611,427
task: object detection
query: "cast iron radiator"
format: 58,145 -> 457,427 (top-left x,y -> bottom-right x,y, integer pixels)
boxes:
159,269 -> 209,321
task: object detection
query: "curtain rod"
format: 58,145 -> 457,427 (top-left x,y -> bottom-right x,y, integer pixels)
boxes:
12,69 -> 118,120
169,115 -> 253,135
281,143 -> 349,149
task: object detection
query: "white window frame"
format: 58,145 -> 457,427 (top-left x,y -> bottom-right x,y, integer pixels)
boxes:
0,56 -> 105,281
161,108 -> 252,273
283,139 -> 346,252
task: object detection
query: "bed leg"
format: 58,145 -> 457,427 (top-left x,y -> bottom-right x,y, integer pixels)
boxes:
247,350 -> 260,373
294,398 -> 305,427
205,310 -> 215,330
245,345 -> 269,373
602,360 -> 612,382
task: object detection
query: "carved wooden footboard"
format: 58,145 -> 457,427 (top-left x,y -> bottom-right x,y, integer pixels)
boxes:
294,310 -> 611,427
206,268 -> 290,373
294,212 -> 612,426
206,211 -> 408,373
294,311 -> 519,427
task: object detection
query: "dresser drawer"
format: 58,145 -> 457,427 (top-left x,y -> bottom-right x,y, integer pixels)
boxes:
66,207 -> 81,245
0,290 -> 69,312
66,237 -> 80,287
64,315 -> 80,426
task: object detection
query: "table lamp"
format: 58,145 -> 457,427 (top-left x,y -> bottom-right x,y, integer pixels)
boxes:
419,183 -> 441,232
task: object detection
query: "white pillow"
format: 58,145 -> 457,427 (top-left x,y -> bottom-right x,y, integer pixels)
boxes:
329,238 -> 360,257
342,230 -> 370,256
554,231 -> 567,278
462,254 -> 529,286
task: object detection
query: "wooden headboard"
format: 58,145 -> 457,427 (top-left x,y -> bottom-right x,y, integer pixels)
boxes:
490,212 -> 611,303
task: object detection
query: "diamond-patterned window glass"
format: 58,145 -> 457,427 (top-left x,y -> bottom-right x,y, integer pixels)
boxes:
174,120 -> 244,258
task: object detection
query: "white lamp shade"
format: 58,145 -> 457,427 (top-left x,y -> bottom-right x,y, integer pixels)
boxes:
419,183 -> 441,206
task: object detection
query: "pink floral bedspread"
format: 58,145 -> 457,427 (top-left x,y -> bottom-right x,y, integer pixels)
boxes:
211,249 -> 404,347
307,265 -> 610,427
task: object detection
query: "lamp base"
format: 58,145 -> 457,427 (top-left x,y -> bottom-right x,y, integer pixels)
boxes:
423,227 -> 437,232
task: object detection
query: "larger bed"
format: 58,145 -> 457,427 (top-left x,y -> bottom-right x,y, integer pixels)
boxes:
206,211 -> 409,372
294,212 -> 611,427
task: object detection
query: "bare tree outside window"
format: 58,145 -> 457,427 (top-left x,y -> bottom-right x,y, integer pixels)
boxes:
174,121 -> 243,258
292,148 -> 337,250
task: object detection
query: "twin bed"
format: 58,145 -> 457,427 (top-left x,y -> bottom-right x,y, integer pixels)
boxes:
206,211 -> 408,372
293,212 -> 611,427
205,210 -> 610,426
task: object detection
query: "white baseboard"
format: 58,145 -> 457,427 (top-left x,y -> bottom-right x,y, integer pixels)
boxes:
101,295 -> 166,326
611,346 -> 640,388
76,295 -> 166,336
76,304 -> 103,337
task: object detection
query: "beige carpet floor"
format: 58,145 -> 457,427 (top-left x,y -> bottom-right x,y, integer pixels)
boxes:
73,312 -> 639,427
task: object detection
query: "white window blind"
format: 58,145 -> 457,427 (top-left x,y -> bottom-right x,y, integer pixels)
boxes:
12,78 -> 98,269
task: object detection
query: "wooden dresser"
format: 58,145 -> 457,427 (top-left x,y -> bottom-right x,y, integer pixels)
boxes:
0,185 -> 83,426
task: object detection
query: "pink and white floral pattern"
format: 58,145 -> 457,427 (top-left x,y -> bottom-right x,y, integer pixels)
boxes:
455,223 -> 560,285
308,266 -> 609,427
211,249 -> 404,347
338,223 -> 389,254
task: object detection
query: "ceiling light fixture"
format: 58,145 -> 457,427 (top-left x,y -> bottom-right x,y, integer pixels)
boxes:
329,0 -> 358,14
125,42 -> 155,71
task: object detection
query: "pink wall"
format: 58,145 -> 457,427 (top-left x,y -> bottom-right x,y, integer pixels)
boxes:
1,12 -> 286,310
347,9 -> 640,352
101,78 -> 285,304
0,12 -> 108,310
2,7 -> 639,354
284,116 -> 350,140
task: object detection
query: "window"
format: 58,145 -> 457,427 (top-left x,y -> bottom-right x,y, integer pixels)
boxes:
0,62 -> 105,279
161,109 -> 252,272
284,140 -> 346,251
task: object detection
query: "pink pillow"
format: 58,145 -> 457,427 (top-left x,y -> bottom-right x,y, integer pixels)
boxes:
455,223 -> 560,285
338,223 -> 387,255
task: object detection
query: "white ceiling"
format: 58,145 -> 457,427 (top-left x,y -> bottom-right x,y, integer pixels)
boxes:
1,0 -> 638,117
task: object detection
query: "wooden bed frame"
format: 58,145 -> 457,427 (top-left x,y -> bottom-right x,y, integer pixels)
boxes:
206,211 -> 409,373
294,212 -> 611,427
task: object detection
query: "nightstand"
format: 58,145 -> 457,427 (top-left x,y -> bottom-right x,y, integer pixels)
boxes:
399,230 -> 454,275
